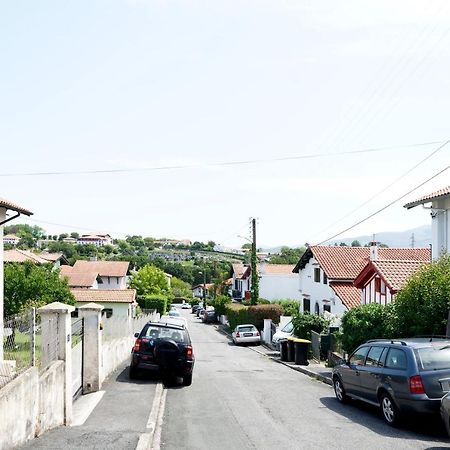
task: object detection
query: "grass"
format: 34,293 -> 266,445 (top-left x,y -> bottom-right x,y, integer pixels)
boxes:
3,332 -> 42,371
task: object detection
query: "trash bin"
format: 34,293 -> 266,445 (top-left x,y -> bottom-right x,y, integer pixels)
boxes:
294,338 -> 311,366
287,337 -> 296,362
279,339 -> 288,361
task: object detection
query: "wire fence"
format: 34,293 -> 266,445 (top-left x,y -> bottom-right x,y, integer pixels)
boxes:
102,311 -> 157,342
1,309 -> 41,389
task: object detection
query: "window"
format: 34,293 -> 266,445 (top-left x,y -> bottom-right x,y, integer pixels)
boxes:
349,346 -> 369,366
380,280 -> 386,295
103,308 -> 113,318
282,321 -> 294,333
303,298 -> 311,313
365,346 -> 386,367
314,268 -> 321,283
375,277 -> 381,293
323,273 -> 328,284
314,302 -> 320,315
414,345 -> 450,371
385,348 -> 407,370
323,304 -> 331,313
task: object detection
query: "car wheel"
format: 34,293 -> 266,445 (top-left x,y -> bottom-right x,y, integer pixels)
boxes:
183,374 -> 193,386
129,366 -> 138,380
333,377 -> 348,404
380,392 -> 400,426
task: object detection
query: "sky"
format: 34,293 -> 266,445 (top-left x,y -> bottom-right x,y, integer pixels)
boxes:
1,0 -> 450,248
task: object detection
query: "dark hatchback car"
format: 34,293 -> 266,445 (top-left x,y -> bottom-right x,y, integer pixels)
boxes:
129,322 -> 194,386
332,338 -> 450,425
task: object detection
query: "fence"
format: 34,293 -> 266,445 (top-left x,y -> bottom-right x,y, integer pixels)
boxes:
1,308 -> 42,388
311,330 -> 321,362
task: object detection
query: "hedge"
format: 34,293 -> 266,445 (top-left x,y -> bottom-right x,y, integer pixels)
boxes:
273,299 -> 300,316
225,303 -> 283,330
209,295 -> 232,315
137,294 -> 169,315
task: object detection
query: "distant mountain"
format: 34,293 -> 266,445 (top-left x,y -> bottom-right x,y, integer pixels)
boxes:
325,224 -> 431,248
261,224 -> 431,253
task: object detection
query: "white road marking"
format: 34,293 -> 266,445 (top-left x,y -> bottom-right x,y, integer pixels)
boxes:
135,381 -> 167,450
71,391 -> 105,427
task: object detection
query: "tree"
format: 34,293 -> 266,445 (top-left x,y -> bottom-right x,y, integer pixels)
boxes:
270,246 -> 306,264
58,233 -> 68,241
351,240 -> 361,247
129,264 -> 170,297
70,232 -> 80,239
4,262 -> 75,317
170,277 -> 192,299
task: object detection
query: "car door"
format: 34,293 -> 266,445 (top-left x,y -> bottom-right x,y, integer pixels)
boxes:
358,346 -> 387,403
339,346 -> 370,395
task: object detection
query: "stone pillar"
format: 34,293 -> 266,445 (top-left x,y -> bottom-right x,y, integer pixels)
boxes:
263,319 -> 272,345
0,207 -> 5,361
38,302 -> 75,425
78,303 -> 103,394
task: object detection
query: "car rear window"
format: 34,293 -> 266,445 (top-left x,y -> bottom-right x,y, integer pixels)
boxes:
238,326 -> 255,333
143,325 -> 187,343
414,345 -> 450,371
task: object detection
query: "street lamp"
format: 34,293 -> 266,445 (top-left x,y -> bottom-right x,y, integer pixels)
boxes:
199,271 -> 207,309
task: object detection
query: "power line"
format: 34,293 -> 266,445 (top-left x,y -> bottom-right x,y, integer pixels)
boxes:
314,139 -> 450,237
0,140 -> 444,178
317,161 -> 450,245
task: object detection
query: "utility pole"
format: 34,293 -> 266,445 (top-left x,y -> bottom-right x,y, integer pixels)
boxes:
250,218 -> 259,305
411,233 -> 415,248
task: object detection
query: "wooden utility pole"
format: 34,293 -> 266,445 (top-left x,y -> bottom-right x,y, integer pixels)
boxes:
250,218 -> 259,305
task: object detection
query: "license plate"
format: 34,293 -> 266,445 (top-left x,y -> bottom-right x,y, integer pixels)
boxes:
244,333 -> 253,337
440,379 -> 450,391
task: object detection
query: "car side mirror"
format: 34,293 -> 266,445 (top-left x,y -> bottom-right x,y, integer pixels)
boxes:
134,332 -> 139,338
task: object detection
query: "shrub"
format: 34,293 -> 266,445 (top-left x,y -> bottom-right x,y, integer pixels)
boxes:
225,304 -> 252,330
292,313 -> 331,340
209,295 -> 232,315
190,298 -> 200,306
137,294 -> 169,315
273,299 -> 300,316
225,303 -> 283,330
340,303 -> 394,353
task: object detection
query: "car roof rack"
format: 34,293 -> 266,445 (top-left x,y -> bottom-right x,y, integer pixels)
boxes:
147,321 -> 185,329
367,339 -> 407,346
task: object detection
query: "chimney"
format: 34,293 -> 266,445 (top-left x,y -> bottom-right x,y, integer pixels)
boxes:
369,241 -> 378,261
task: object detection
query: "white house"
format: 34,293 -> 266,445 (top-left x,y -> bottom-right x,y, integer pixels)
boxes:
404,186 -> 450,260
293,245 -> 431,317
231,263 -> 251,301
71,288 -> 137,318
3,234 -> 20,246
77,233 -> 113,247
258,263 -> 300,302
192,283 -> 214,299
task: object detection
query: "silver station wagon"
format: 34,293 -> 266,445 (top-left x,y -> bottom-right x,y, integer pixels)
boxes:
332,338 -> 450,425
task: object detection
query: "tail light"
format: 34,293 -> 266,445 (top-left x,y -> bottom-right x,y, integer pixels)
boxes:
236,332 -> 240,337
409,375 -> 425,394
133,338 -> 142,352
186,345 -> 193,359
255,330 -> 260,336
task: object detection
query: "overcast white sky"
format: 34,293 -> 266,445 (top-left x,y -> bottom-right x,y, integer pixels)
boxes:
1,0 -> 450,248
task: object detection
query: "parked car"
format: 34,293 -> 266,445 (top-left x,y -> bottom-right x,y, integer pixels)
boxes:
232,324 -> 261,345
168,309 -> 181,317
129,322 -> 194,385
191,305 -> 201,314
272,320 -> 294,349
332,338 -> 450,426
441,392 -> 450,437
196,307 -> 205,318
202,309 -> 217,324
181,303 -> 191,309
159,315 -> 188,329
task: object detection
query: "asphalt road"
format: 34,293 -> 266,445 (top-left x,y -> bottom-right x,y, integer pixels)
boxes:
161,310 -> 450,450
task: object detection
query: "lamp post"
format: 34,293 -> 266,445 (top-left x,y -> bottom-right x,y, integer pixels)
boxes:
199,271 -> 207,309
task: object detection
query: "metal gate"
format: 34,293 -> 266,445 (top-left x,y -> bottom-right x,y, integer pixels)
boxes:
311,330 -> 321,362
71,318 -> 84,399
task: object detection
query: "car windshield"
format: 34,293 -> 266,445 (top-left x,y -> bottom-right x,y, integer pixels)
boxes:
238,326 -> 255,333
282,321 -> 293,333
169,310 -> 180,316
414,345 -> 450,371
143,325 -> 186,343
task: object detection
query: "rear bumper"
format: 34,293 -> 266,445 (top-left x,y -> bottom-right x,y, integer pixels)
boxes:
131,354 -> 194,375
396,396 -> 441,414
235,336 -> 261,344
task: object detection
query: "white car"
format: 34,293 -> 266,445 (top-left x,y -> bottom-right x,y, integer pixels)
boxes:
232,324 -> 261,345
272,320 -> 294,349
181,303 -> 191,309
159,315 -> 188,329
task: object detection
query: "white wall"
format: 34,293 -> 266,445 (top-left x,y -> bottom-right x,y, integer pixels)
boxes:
361,276 -> 394,305
98,276 -> 127,289
298,257 -> 348,316
259,274 -> 300,301
431,196 -> 450,260
101,336 -> 134,382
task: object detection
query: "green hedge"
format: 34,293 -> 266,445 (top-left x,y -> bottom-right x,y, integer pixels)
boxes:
225,303 -> 283,330
292,313 -> 330,340
137,294 -> 169,315
209,295 -> 232,315
273,299 -> 300,316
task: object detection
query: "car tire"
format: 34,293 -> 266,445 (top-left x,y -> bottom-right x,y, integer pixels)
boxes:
129,366 -> 138,380
333,377 -> 348,404
183,374 -> 193,386
380,392 -> 400,426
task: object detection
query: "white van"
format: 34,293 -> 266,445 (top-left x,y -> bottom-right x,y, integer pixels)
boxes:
272,320 -> 294,349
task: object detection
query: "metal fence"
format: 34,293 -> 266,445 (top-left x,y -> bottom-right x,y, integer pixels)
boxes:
311,330 -> 321,362
102,312 -> 157,342
1,308 -> 41,388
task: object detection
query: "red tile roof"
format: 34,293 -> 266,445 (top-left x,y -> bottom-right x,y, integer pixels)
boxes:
294,246 -> 430,280
404,186 -> 450,209
71,288 -> 136,303
0,198 -> 33,215
329,282 -> 361,310
354,259 -> 428,292
72,260 -> 129,277
4,249 -> 49,264
60,266 -> 99,288
232,263 -> 251,279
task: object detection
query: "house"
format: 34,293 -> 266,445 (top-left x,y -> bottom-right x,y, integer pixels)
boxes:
404,186 -> 450,260
60,266 -> 100,289
293,245 -> 431,316
3,234 -> 20,246
71,260 -> 129,289
3,249 -> 68,269
258,263 -> 299,302
77,233 -> 113,247
231,263 -> 251,301
71,288 -> 137,318
354,258 -> 428,305
39,252 -> 69,268
192,283 -> 214,299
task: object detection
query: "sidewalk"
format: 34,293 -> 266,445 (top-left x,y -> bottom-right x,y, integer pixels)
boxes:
215,324 -> 333,386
